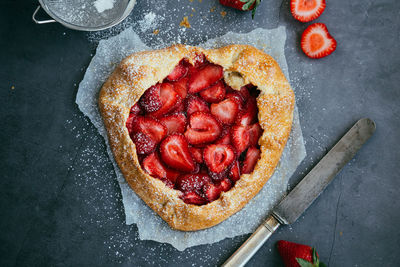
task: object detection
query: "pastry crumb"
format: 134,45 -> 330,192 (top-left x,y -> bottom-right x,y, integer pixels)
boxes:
179,16 -> 191,28
339,231 -> 343,236
210,6 -> 216,12
192,8 -> 196,12
198,0 -> 202,2
11,85 -> 15,90
220,11 -> 227,17
153,29 -> 160,35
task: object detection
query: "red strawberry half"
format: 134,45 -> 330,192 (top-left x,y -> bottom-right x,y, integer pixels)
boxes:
301,23 -> 337,59
241,146 -> 261,174
160,113 -> 187,135
131,116 -> 167,144
290,0 -> 326,23
189,147 -> 203,163
186,95 -> 210,116
149,83 -> 182,117
185,112 -> 222,145
181,192 -> 207,205
166,61 -> 188,81
188,64 -> 223,93
231,125 -> 250,153
203,144 -> 235,173
142,152 -> 167,179
139,84 -> 162,113
199,80 -> 226,103
219,0 -> 261,18
203,183 -> 222,202
211,98 -> 239,125
132,132 -> 156,155
160,134 -> 195,172
248,123 -> 262,146
172,77 -> 188,99
229,160 -> 241,182
176,173 -> 212,193
277,240 -> 326,267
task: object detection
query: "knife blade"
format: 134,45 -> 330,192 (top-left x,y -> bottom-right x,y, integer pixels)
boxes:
222,118 -> 376,267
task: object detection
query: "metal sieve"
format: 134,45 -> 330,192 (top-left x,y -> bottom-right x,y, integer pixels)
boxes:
32,0 -> 136,31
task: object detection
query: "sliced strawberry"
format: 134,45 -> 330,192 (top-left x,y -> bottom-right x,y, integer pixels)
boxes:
166,62 -> 188,81
172,100 -> 186,113
189,147 -> 203,163
241,146 -> 261,174
218,178 -> 232,192
226,91 -> 245,108
229,160 -> 241,182
301,23 -> 337,59
172,77 -> 188,99
185,112 -> 222,145
165,168 -> 181,184
142,152 -> 167,179
239,86 -> 250,101
211,98 -> 239,125
208,169 -> 229,182
130,103 -> 142,115
203,144 -> 235,173
215,128 -> 231,145
181,192 -> 207,205
132,132 -> 156,155
176,173 -> 212,193
149,83 -> 182,117
237,97 -> 258,126
290,0 -> 326,22
248,123 -> 263,146
160,113 -> 187,135
126,113 -> 136,135
199,80 -> 226,103
132,116 -> 167,144
203,183 -> 221,202
160,134 -> 195,172
139,84 -> 162,113
231,125 -> 250,153
186,95 -> 210,116
188,64 -> 223,93
192,53 -> 207,68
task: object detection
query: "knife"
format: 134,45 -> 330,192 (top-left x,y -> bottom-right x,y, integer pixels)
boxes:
222,118 -> 376,267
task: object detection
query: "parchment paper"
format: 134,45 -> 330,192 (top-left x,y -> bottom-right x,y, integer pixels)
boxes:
76,26 -> 306,251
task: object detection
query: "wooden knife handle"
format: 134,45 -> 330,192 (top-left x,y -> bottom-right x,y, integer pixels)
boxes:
222,215 -> 280,267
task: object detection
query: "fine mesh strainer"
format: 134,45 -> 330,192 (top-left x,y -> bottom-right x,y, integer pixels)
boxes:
32,0 -> 136,31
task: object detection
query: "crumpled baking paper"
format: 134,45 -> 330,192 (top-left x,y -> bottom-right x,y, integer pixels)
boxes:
76,26 -> 306,251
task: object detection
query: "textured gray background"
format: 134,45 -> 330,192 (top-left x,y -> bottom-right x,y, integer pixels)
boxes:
1,0 -> 399,266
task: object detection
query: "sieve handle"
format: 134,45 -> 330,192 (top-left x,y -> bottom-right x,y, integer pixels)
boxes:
32,6 -> 56,24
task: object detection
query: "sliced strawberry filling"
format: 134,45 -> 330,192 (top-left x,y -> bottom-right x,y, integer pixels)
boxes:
127,56 -> 264,205
203,144 -> 235,173
160,134 -> 195,172
188,64 -> 223,93
185,112 -> 222,145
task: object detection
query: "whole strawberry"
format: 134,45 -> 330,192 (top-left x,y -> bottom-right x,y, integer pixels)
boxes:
219,0 -> 261,18
277,240 -> 327,267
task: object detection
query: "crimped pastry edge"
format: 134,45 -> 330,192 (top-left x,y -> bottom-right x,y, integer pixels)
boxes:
99,44 -> 294,231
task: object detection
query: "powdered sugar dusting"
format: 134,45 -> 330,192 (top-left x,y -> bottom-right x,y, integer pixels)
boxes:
77,27 -> 306,251
94,0 -> 116,13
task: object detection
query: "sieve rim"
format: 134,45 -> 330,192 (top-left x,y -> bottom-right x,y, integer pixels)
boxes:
37,0 -> 136,31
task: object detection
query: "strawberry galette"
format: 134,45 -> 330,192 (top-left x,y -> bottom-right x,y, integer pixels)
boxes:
99,45 -> 294,231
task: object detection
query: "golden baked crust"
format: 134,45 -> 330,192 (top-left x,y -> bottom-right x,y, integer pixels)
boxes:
99,44 -> 294,231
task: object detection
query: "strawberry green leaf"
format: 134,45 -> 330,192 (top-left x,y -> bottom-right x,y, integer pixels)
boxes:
296,258 -> 315,267
242,0 -> 256,11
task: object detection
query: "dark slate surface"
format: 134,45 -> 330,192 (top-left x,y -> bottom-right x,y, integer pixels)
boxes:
1,0 -> 399,266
